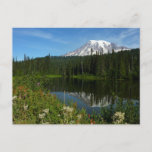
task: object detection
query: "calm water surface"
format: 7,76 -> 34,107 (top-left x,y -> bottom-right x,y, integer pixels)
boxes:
44,78 -> 139,114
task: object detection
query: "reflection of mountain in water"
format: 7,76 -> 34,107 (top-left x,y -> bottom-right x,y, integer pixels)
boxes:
68,92 -> 115,107
39,77 -> 139,114
45,77 -> 139,111
45,78 -> 139,102
68,91 -> 138,108
52,91 -> 139,114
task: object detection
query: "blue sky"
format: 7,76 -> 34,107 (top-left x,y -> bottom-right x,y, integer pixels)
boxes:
13,28 -> 140,60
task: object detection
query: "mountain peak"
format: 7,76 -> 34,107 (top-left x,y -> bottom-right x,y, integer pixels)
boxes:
65,40 -> 130,56
89,40 -> 109,43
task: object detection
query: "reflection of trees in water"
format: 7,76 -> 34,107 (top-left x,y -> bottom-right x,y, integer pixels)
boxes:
69,92 -> 113,107
66,92 -> 118,107
43,78 -> 139,105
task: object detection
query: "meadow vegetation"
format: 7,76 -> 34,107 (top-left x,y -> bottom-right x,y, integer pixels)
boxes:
13,76 -> 139,124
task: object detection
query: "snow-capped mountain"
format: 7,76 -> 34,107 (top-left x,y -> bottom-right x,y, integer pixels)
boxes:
65,40 -> 130,56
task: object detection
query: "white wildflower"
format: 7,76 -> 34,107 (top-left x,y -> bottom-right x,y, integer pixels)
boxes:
63,112 -> 69,118
112,112 -> 125,124
39,113 -> 46,119
63,118 -> 68,124
69,120 -> 75,124
24,104 -> 28,111
43,108 -> 49,114
67,107 -> 73,113
63,106 -> 73,113
13,96 -> 17,100
77,114 -> 82,120
63,106 -> 67,110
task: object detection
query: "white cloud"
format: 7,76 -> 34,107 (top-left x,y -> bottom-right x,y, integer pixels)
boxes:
108,28 -> 139,48
52,38 -> 68,44
15,29 -> 68,44
119,28 -> 139,40
18,30 -> 53,39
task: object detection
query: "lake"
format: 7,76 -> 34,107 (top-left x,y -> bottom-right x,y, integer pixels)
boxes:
44,78 -> 139,114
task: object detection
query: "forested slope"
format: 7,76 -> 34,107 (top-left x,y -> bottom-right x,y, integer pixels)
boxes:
13,49 -> 139,80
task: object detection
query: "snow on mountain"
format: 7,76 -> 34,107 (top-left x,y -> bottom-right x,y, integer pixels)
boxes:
64,40 -> 130,56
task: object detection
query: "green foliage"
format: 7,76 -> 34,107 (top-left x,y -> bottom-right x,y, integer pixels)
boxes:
13,76 -> 139,124
100,97 -> 139,124
13,49 -> 139,80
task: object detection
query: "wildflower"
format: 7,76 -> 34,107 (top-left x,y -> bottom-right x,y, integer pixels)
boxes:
18,86 -> 24,90
37,82 -> 40,86
63,106 -> 73,113
66,107 -> 73,113
63,106 -> 66,110
24,104 -> 28,111
64,118 -> 69,124
77,114 -> 82,120
112,112 -> 125,124
57,114 -> 60,117
43,109 -> 49,114
19,95 -> 22,99
63,112 -> 69,118
88,114 -> 90,118
90,119 -> 94,124
39,113 -> 46,119
76,120 -> 79,124
23,95 -> 26,100
69,121 -> 75,124
13,96 -> 17,100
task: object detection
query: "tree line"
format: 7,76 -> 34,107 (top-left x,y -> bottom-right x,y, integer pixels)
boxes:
13,49 -> 139,80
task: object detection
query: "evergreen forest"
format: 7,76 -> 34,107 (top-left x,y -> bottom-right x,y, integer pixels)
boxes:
13,49 -> 139,80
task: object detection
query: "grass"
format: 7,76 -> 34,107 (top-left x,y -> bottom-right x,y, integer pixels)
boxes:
72,75 -> 105,80
46,75 -> 62,78
72,74 -> 127,81
14,74 -> 125,81
13,75 -> 139,124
